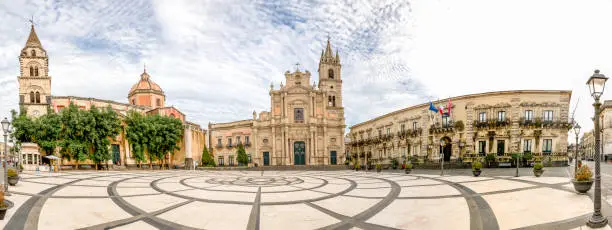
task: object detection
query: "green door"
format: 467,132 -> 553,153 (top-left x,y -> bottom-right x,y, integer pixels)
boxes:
112,144 -> 120,165
330,151 -> 337,165
294,142 -> 305,165
263,152 -> 269,166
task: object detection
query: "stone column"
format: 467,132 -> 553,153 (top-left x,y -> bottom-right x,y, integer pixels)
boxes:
272,127 -> 276,165
184,126 -> 193,169
323,126 -> 328,165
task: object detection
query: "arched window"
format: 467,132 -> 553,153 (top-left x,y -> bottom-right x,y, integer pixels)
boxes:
29,91 -> 35,103
31,50 -> 36,57
328,96 -> 333,106
34,67 -> 39,76
328,69 -> 334,79
156,99 -> 161,107
170,114 -> 176,118
29,66 -> 34,76
332,96 -> 336,107
35,92 -> 40,103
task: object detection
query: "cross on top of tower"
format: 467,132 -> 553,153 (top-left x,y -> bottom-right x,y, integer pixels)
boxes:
295,62 -> 300,71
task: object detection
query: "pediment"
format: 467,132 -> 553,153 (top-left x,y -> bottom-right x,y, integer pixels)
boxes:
286,85 -> 311,94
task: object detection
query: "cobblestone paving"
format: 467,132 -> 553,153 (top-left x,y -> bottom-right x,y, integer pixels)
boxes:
1,169 -> 611,230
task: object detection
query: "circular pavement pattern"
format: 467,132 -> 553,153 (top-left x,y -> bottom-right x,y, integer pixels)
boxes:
1,170 -> 611,230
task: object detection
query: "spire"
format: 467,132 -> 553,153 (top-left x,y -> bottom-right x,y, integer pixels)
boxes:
335,49 -> 340,63
324,36 -> 333,57
25,24 -> 43,48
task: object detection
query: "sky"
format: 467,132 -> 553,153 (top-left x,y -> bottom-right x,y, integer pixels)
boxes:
1,0 -> 612,144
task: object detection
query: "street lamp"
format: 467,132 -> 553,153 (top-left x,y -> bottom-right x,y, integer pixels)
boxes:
440,140 -> 445,176
586,69 -> 609,228
573,123 -> 581,176
1,117 -> 11,196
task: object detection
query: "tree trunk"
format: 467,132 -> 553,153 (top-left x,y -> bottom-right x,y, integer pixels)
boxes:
95,162 -> 99,171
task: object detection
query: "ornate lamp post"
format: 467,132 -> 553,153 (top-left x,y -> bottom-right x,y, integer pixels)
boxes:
440,140 -> 445,176
573,123 -> 581,176
1,117 -> 11,196
586,69 -> 609,228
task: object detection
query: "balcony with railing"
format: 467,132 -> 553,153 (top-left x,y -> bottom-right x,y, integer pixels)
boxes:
226,143 -> 233,148
473,118 -> 511,129
215,143 -> 223,148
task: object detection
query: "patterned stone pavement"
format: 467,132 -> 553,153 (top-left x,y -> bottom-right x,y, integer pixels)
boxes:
1,170 -> 611,230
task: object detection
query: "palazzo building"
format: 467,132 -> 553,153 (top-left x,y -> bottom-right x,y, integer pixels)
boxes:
16,24 -> 205,169
348,90 -> 572,166
208,39 -> 346,166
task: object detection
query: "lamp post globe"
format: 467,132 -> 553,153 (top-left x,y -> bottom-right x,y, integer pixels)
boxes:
586,70 -> 609,228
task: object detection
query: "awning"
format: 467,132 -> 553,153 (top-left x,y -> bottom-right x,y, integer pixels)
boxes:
44,155 -> 61,160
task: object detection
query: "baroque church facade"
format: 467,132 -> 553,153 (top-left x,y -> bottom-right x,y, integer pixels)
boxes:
16,24 -> 206,169
208,39 -> 346,166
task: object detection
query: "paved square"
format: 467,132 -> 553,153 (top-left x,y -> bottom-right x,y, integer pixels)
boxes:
0,170 -> 609,230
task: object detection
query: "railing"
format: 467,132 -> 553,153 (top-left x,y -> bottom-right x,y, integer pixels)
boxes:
460,152 -> 568,163
226,143 -> 233,148
245,142 -> 251,147
215,144 -> 223,148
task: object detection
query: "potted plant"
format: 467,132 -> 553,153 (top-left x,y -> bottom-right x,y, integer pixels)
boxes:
533,163 -> 544,177
354,161 -> 360,171
405,163 -> 413,174
485,153 -> 496,168
391,158 -> 398,170
376,163 -> 382,173
7,168 -> 19,186
0,187 -> 13,220
19,164 -> 24,173
472,161 -> 482,177
572,165 -> 593,193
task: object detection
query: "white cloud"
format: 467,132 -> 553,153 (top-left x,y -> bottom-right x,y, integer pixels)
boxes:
1,0 -> 612,143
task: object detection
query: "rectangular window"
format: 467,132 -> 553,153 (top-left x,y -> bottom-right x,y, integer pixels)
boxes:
478,141 -> 486,154
543,110 -> 554,121
497,140 -> 505,154
400,124 -> 405,132
498,111 -> 506,121
228,138 -> 232,146
294,108 -> 304,122
523,140 -> 532,153
248,154 -> 252,163
413,121 -> 418,130
543,139 -> 552,153
245,136 -> 250,145
525,110 -> 533,121
378,130 -> 382,137
229,156 -> 235,166
442,116 -> 450,127
237,136 -> 241,145
217,138 -> 222,146
479,112 -> 486,122
218,156 -> 224,166
386,128 -> 390,135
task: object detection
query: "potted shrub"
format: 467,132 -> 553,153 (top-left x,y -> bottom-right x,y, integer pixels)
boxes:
19,164 -> 24,173
533,163 -> 544,177
405,163 -> 413,174
376,163 -> 382,173
572,165 -> 593,193
7,168 -> 19,186
391,159 -> 398,170
472,161 -> 482,177
354,161 -> 360,171
0,187 -> 13,220
485,153 -> 496,168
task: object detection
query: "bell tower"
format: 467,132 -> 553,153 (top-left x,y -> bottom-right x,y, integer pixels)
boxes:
318,37 -> 343,109
18,24 -> 51,117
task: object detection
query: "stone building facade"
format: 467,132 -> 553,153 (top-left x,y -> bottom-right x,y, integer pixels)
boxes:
581,130 -> 595,160
208,39 -> 346,166
16,25 -> 206,168
349,90 -> 572,166
596,101 -> 612,160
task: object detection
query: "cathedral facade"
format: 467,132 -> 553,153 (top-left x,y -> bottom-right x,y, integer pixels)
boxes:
16,25 -> 205,169
208,39 -> 346,166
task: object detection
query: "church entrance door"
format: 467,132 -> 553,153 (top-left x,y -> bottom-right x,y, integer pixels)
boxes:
112,144 -> 121,165
263,152 -> 269,166
294,141 -> 305,165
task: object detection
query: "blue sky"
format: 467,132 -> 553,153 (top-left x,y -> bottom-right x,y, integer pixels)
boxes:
2,0 -> 612,142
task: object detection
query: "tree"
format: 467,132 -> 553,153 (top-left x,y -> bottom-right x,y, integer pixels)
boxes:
236,143 -> 248,166
125,111 -> 148,168
88,105 -> 121,170
201,146 -> 215,167
146,115 -> 183,169
58,103 -> 94,169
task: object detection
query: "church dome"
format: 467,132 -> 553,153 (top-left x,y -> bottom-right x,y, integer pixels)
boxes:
128,70 -> 164,97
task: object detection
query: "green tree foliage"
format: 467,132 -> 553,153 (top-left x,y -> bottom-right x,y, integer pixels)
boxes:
125,112 -> 183,169
88,105 -> 121,169
236,143 -> 248,166
58,103 -> 94,168
201,146 -> 215,166
36,110 -> 62,156
125,111 -> 148,167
